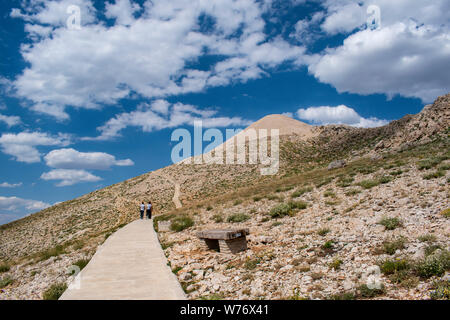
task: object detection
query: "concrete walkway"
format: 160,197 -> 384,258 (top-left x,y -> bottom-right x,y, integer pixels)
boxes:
60,219 -> 186,300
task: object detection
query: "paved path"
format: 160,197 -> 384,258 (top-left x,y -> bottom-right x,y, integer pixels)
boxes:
60,219 -> 186,300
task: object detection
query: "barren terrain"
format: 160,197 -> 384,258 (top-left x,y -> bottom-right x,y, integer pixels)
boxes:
0,94 -> 448,300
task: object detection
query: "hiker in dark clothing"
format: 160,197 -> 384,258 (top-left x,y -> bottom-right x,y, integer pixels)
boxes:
140,202 -> 145,219
146,201 -> 152,219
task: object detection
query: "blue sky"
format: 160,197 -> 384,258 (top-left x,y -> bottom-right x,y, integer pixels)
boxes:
0,0 -> 448,224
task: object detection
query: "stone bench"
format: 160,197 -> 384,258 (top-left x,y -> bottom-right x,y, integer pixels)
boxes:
196,229 -> 249,254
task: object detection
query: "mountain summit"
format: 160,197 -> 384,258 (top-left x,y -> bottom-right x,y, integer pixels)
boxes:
245,114 -> 316,137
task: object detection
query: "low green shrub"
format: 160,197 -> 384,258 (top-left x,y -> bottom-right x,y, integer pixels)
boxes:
424,244 -> 442,257
275,185 -> 294,193
291,186 -> 312,198
322,240 -> 334,249
378,217 -> 402,230
73,259 -> 90,272
440,208 -> 450,218
315,177 -> 333,188
172,266 -> 182,274
38,245 -> 65,262
379,258 -> 410,275
269,203 -> 291,218
357,284 -> 386,298
389,270 -> 419,288
358,179 -> 380,189
357,166 -> 377,174
328,292 -> 355,300
288,200 -> 308,210
0,263 -> 10,273
415,250 -> 450,278
199,293 -> 224,300
0,276 -> 13,288
378,175 -> 393,184
244,258 -> 261,270
170,215 -> 194,232
430,280 -> 450,300
317,228 -> 330,236
329,258 -> 343,270
323,190 -> 336,197
337,176 -> 354,188
269,201 -> 307,219
382,237 -> 406,255
418,234 -> 437,242
160,241 -> 174,250
345,189 -> 361,196
417,157 -> 442,170
42,283 -> 67,300
423,170 -> 445,180
227,213 -> 250,223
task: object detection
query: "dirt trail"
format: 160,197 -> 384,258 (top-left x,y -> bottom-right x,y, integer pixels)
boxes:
172,182 -> 182,209
151,173 -> 182,209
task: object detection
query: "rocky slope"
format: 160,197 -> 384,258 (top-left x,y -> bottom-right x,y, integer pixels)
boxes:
0,94 -> 448,300
160,148 -> 449,300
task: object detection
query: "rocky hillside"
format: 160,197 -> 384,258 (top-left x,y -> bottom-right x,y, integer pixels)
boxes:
0,94 -> 448,300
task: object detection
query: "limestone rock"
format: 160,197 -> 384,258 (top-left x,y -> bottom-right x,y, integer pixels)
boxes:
328,160 -> 346,170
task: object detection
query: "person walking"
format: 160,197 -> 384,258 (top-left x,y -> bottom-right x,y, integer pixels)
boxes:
146,201 -> 152,219
140,202 -> 145,219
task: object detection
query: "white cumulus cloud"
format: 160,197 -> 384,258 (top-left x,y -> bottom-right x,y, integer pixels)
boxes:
309,23 -> 450,102
305,0 -> 450,102
88,100 -> 252,141
319,0 -> 450,36
40,169 -> 102,186
321,2 -> 364,35
44,148 -> 134,170
11,0 -> 305,119
10,0 -> 97,27
296,105 -> 389,128
105,0 -> 141,26
0,114 -> 21,127
0,131 -> 71,163
0,182 -> 23,188
0,196 -> 51,224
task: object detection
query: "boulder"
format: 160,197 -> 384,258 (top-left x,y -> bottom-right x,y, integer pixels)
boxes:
328,160 -> 346,170
179,272 -> 192,281
370,153 -> 383,161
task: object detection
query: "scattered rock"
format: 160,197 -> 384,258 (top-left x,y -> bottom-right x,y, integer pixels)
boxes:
328,160 -> 346,170
370,153 -> 383,161
179,272 -> 192,281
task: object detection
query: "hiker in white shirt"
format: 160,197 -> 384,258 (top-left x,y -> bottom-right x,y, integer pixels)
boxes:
140,202 -> 145,219
146,201 -> 152,219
